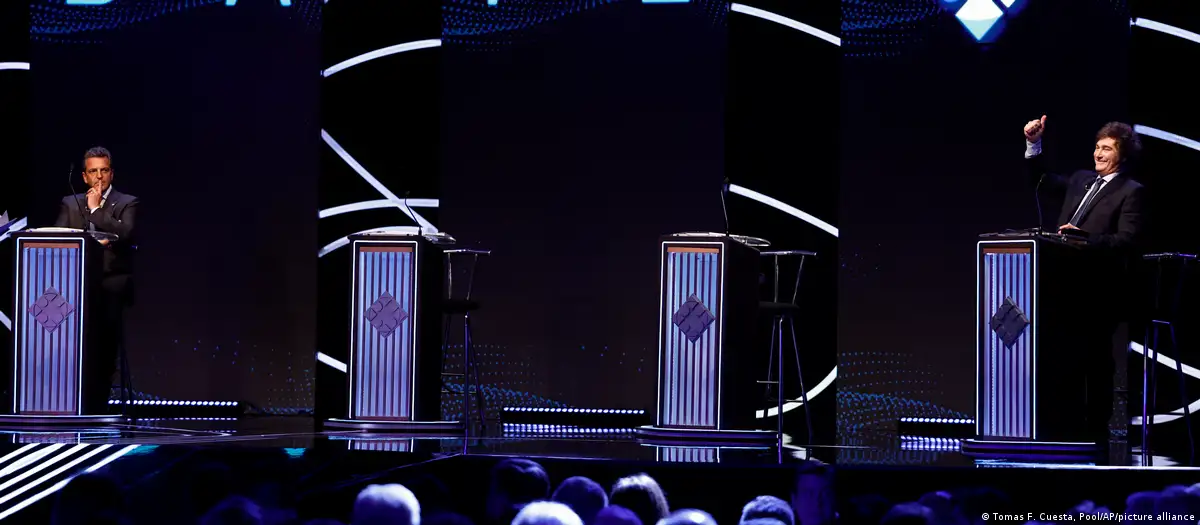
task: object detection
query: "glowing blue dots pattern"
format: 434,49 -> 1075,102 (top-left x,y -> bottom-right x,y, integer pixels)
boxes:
31,0 -> 320,44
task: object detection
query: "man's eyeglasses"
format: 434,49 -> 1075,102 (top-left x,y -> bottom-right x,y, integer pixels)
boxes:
85,167 -> 112,176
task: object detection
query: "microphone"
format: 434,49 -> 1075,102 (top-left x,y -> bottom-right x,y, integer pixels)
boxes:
67,163 -> 89,233
1034,174 -> 1045,231
402,191 -> 417,234
720,177 -> 731,236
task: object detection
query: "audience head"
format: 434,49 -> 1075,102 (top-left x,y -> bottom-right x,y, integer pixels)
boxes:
486,459 -> 550,524
791,461 -> 834,525
610,474 -> 670,525
52,472 -> 124,525
594,506 -> 643,525
880,503 -> 935,525
199,496 -> 264,525
512,502 -> 584,525
353,484 -> 421,525
740,496 -> 794,525
553,476 -> 609,525
656,509 -> 716,525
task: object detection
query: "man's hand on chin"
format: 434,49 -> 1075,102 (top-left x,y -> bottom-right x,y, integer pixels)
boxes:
98,239 -> 110,246
1058,223 -> 1080,234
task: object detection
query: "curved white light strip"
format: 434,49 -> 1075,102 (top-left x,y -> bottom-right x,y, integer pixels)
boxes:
316,351 -> 348,373
729,184 -> 839,237
319,199 -> 438,219
1130,341 -> 1200,425
755,366 -> 837,419
320,129 -> 437,232
322,39 -> 441,77
318,226 -> 422,258
0,62 -> 29,71
1134,125 -> 1200,153
1132,18 -> 1200,46
730,4 -> 841,46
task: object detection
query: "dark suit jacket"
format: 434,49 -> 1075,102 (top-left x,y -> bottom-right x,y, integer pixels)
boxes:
1028,154 -> 1146,252
54,189 -> 138,294
1029,154 -> 1146,324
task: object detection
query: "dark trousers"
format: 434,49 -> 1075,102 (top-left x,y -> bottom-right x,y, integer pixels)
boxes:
85,275 -> 130,414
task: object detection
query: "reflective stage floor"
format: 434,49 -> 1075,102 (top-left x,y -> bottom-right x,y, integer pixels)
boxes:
0,417 -> 1196,523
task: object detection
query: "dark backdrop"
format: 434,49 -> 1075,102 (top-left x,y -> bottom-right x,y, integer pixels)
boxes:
727,0 -> 839,440
316,0 -> 442,420
0,2 -> 30,405
27,0 -> 320,408
838,0 -> 1131,435
440,0 -> 727,411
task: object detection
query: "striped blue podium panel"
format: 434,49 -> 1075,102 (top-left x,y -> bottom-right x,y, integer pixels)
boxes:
10,233 -> 102,416
346,235 -> 443,422
974,236 -> 1097,448
655,235 -> 760,432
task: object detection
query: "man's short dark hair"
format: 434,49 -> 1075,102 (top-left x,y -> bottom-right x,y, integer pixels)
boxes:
1096,122 -> 1141,166
490,458 -> 551,505
84,146 -> 112,167
741,496 -> 795,525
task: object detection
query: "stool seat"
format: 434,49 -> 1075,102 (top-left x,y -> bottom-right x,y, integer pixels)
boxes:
759,302 -> 801,315
443,299 -> 480,314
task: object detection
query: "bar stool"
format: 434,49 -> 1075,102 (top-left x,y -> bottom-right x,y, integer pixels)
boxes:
758,250 -> 816,445
442,248 -> 490,437
1141,252 -> 1195,465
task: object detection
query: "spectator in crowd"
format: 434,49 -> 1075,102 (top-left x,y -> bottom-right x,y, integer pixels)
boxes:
610,474 -> 670,525
486,459 -> 551,525
791,461 -> 835,525
52,472 -> 125,525
553,476 -> 609,525
740,496 -> 795,525
199,496 -> 264,525
353,484 -> 421,525
594,506 -> 643,525
879,503 -> 934,525
657,509 -> 717,525
513,502 -> 584,525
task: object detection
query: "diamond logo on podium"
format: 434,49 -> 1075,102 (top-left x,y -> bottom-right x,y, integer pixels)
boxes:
365,292 -> 408,338
989,296 -> 1029,348
28,287 -> 75,333
672,294 -> 716,344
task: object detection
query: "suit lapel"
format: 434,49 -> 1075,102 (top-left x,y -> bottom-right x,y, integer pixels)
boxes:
1076,175 -> 1128,225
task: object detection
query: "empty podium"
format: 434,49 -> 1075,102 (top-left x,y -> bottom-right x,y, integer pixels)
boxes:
4,230 -> 119,424
324,233 -> 457,432
637,233 -> 774,442
964,232 -> 1105,458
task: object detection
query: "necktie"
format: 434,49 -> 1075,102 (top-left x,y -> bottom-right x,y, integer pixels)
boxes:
1068,177 -> 1104,226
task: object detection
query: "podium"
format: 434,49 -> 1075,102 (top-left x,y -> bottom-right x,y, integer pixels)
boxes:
5,230 -> 120,424
964,232 -> 1104,459
324,233 -> 458,432
638,233 -> 774,443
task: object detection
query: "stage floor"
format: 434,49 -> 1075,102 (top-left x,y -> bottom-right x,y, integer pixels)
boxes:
1,417 -> 1198,522
0,417 -> 1192,469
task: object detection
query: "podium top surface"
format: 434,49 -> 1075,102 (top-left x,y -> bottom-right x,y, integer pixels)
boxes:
349,230 -> 456,245
666,232 -> 771,248
978,229 -> 1088,248
16,228 -> 118,242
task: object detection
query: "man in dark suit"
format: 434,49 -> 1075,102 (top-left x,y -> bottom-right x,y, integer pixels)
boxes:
1024,116 -> 1145,445
54,146 -> 138,414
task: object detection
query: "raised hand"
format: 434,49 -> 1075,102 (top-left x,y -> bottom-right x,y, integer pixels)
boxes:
86,186 -> 102,210
1024,115 -> 1047,142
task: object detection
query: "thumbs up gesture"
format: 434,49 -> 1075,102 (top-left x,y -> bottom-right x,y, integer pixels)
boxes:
1024,115 -> 1047,142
